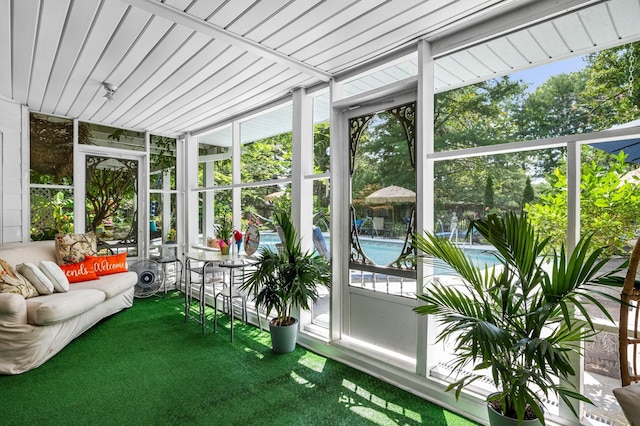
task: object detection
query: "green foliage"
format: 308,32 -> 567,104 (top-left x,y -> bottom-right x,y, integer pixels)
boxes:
240,211 -> 331,326
582,41 -> 640,130
526,152 -> 640,255
413,213 -> 622,424
214,207 -> 233,242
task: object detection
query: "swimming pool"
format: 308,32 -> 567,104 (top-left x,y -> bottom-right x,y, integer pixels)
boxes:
254,232 -> 498,270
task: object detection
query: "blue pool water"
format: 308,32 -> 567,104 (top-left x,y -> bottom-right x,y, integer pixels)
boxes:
255,232 -> 498,269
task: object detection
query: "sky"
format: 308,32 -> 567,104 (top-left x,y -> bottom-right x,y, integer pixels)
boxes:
509,55 -> 588,92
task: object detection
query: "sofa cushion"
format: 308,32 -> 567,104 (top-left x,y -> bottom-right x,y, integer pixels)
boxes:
69,271 -> 137,299
39,261 -> 70,292
54,232 -> 97,265
0,241 -> 57,265
25,290 -> 105,325
0,259 -> 39,298
16,262 -> 55,295
86,253 -> 128,276
60,259 -> 99,283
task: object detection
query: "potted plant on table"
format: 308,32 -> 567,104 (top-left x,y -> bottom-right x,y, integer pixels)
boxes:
412,212 -> 621,425
240,211 -> 331,353
214,215 -> 233,255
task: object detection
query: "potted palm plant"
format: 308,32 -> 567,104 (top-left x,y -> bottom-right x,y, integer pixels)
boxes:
412,212 -> 621,425
240,211 -> 331,353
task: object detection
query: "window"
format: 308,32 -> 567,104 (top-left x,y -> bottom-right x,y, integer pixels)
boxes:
29,113 -> 74,240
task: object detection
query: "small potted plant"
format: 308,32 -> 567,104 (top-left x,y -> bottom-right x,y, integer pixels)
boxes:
165,228 -> 177,244
412,212 -> 622,425
240,211 -> 331,353
214,215 -> 233,255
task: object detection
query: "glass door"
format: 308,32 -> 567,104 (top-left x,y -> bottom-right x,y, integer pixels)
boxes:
85,155 -> 140,257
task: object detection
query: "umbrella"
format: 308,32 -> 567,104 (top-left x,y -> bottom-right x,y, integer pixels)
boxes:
365,185 -> 416,204
592,119 -> 640,163
265,190 -> 286,202
592,138 -> 640,163
365,185 -> 416,224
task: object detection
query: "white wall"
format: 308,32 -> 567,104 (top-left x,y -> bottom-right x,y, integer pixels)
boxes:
0,98 -> 25,244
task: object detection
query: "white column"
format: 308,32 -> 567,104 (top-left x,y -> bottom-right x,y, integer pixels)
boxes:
563,140 -> 582,421
291,88 -> 314,252
330,78 -> 347,341
176,135 -> 185,249
416,39 -> 435,377
185,133 -> 200,250
232,121 -> 241,234
566,141 -> 580,252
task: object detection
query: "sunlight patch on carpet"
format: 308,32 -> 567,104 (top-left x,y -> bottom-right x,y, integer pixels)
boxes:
297,351 -> 327,372
290,370 -> 316,388
342,378 -> 423,423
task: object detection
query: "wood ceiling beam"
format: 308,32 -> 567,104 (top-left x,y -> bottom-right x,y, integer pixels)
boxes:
122,0 -> 332,82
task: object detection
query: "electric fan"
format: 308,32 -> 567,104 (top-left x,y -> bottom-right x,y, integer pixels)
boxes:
129,259 -> 164,298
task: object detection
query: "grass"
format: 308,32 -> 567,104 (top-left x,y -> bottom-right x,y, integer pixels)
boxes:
1,292 -> 477,426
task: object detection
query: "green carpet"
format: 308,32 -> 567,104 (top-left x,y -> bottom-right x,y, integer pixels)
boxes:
2,292 -> 477,426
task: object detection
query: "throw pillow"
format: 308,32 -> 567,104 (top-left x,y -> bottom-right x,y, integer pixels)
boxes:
86,253 -> 128,276
54,232 -> 97,265
613,384 -> 640,425
59,259 -> 99,283
0,259 -> 39,298
39,261 -> 70,292
16,262 -> 55,295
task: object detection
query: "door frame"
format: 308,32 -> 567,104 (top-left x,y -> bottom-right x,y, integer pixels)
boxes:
76,145 -> 148,259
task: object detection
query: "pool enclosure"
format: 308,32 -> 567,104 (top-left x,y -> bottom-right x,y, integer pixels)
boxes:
2,1 -> 640,424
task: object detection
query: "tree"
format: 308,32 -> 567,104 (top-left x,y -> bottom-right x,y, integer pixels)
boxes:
522,177 -> 534,207
514,70 -> 591,176
433,78 -> 529,216
483,175 -> 495,210
581,41 -> 640,130
526,152 -> 640,255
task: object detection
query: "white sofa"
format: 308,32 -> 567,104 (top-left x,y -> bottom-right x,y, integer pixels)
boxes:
0,241 -> 137,375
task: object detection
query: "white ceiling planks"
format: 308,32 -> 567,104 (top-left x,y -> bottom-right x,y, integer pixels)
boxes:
26,0 -> 70,110
160,67 -> 312,135
122,43 -> 249,129
275,0 -> 391,58
38,0 -> 104,114
205,0 -> 262,29
134,52 -> 272,131
223,0 -> 293,36
89,23 -> 196,124
0,1 -> 11,98
53,2 -> 130,115
10,0 -> 40,105
307,0 -> 504,73
3,0 -> 640,138
242,0 -> 325,44
104,31 -> 214,126
609,0 -> 640,39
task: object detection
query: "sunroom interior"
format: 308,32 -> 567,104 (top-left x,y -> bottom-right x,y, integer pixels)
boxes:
2,0 -> 640,424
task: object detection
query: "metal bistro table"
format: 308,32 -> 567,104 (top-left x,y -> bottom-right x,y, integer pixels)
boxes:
216,257 -> 256,342
184,251 -> 255,341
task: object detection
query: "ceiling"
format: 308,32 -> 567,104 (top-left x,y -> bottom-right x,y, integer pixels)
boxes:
2,0 -> 639,138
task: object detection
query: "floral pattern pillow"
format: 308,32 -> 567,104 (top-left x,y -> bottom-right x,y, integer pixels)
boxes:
0,259 -> 39,298
55,232 -> 97,266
